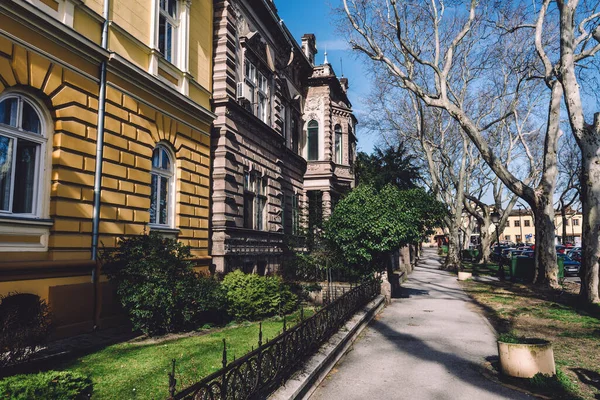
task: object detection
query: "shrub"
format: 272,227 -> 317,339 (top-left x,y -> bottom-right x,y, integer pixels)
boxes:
0,293 -> 52,367
103,232 -> 226,336
0,371 -> 92,400
222,270 -> 297,320
175,274 -> 228,329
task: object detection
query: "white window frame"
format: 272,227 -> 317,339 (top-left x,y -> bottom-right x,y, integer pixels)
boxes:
24,0 -> 76,27
334,124 -> 343,164
245,61 -> 257,113
158,0 -> 179,64
257,73 -> 269,123
149,144 -> 175,228
0,94 -> 47,218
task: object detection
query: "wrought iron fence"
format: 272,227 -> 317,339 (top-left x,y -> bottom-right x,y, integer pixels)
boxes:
168,279 -> 380,400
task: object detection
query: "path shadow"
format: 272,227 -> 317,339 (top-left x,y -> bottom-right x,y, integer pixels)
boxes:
369,320 -> 528,399
572,368 -> 600,392
398,287 -> 430,298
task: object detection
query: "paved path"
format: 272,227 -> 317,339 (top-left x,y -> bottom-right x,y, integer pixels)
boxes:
310,248 -> 531,400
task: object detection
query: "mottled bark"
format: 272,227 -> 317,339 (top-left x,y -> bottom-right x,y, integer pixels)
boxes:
579,130 -> 600,303
446,222 -> 461,271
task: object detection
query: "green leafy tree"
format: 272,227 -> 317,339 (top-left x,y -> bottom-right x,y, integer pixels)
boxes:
355,142 -> 421,190
324,185 -> 446,276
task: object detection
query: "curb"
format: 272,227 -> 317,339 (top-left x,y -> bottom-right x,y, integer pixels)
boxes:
269,295 -> 386,400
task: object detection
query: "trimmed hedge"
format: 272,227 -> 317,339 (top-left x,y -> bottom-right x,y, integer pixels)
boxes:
0,371 -> 92,400
222,270 -> 297,320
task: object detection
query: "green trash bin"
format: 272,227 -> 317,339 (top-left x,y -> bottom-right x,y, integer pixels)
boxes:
557,257 -> 564,280
441,245 -> 448,255
510,257 -> 535,283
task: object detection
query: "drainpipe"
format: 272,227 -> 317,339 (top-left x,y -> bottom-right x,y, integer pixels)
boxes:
91,0 -> 111,328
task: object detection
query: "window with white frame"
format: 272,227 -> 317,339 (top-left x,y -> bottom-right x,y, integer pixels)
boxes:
149,145 -> 174,227
244,61 -> 257,112
243,171 -> 267,231
158,0 -> 179,63
0,95 -> 45,216
25,0 -> 76,27
257,73 -> 269,123
281,104 -> 287,141
334,124 -> 343,164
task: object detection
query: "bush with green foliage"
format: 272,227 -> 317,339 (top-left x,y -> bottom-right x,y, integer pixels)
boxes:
0,293 -> 52,367
0,370 -> 92,400
103,232 -> 227,336
325,184 -> 446,276
222,270 -> 297,320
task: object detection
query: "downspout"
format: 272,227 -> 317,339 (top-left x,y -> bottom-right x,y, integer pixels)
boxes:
91,0 -> 111,328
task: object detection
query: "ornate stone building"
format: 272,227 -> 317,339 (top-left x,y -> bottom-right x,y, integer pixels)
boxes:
211,0 -> 312,273
211,1 -> 357,274
301,35 -> 357,221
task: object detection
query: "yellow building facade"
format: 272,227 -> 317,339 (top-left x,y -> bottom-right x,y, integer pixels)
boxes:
0,0 -> 214,337
498,209 -> 583,246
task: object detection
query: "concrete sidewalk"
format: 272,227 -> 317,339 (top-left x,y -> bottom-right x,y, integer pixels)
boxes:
309,248 -> 531,400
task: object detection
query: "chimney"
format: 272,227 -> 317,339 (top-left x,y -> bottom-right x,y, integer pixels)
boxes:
340,77 -> 349,93
301,34 -> 317,66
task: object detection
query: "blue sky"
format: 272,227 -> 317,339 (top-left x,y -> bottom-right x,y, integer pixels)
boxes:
275,0 -> 377,154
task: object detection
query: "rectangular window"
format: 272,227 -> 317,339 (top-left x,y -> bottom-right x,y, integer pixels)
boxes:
159,0 -> 178,63
505,235 -> 511,241
243,171 -> 266,231
565,219 -> 570,226
573,219 -> 580,226
292,193 -> 300,235
524,220 -> 530,227
516,235 -> 522,242
281,105 -> 287,141
257,73 -> 269,123
244,62 -> 256,113
514,220 -> 520,227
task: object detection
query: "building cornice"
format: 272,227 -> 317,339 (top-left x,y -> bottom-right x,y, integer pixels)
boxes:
108,54 -> 216,129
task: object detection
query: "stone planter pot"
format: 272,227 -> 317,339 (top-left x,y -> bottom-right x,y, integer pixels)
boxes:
457,271 -> 472,281
498,339 -> 556,378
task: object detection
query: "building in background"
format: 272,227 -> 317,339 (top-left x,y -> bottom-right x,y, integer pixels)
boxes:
0,0 -> 214,337
496,208 -> 582,246
302,35 -> 357,223
210,1 -> 357,274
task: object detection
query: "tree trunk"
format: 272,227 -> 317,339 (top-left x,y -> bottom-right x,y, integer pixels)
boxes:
561,206 -> 568,245
532,203 -> 559,288
579,131 -> 600,303
479,225 -> 492,265
445,221 -> 461,271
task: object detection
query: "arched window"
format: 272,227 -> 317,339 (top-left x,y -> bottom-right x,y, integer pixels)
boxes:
150,145 -> 174,227
0,94 -> 45,215
307,120 -> 319,161
334,124 -> 343,164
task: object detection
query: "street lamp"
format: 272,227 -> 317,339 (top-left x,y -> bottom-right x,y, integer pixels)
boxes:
490,210 -> 505,279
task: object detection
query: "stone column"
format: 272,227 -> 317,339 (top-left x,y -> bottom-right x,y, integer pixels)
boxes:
323,190 -> 332,218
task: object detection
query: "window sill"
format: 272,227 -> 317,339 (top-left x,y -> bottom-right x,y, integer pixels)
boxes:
0,216 -> 52,252
0,215 -> 54,227
149,225 -> 180,239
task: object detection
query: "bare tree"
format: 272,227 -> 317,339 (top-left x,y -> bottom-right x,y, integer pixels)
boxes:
341,0 -> 562,287
495,0 -> 600,302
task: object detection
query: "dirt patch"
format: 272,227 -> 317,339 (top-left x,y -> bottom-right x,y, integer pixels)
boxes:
461,279 -> 600,400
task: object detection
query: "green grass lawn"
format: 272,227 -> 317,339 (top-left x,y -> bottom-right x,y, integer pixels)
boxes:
58,310 -> 314,400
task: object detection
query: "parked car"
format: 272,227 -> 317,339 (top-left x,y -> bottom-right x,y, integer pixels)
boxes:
568,250 -> 581,262
558,254 -> 581,277
519,251 -> 535,258
556,245 -> 567,254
